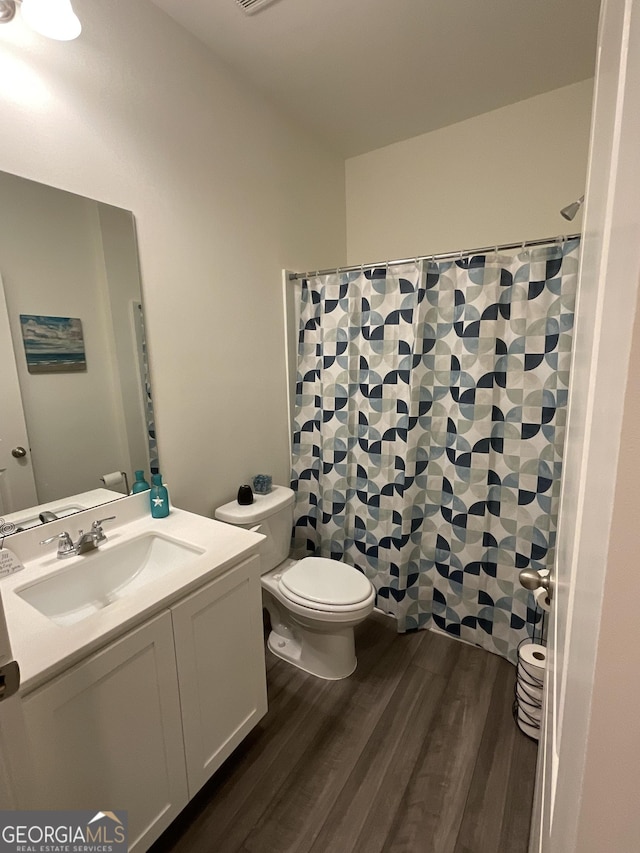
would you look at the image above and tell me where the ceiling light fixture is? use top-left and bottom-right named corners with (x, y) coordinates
top-left (0, 0), bottom-right (81, 40)
top-left (0, 0), bottom-right (16, 23)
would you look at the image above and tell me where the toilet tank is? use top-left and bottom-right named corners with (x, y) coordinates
top-left (215, 485), bottom-right (295, 574)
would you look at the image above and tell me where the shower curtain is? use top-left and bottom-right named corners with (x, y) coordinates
top-left (290, 239), bottom-right (579, 663)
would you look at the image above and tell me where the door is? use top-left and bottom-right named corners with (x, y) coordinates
top-left (0, 273), bottom-right (37, 516)
top-left (530, 0), bottom-right (640, 848)
top-left (171, 555), bottom-right (268, 797)
top-left (22, 611), bottom-right (188, 850)
top-left (0, 588), bottom-right (31, 809)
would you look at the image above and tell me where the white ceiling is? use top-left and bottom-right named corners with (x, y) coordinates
top-left (150, 0), bottom-right (601, 158)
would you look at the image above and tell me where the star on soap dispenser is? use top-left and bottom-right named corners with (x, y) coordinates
top-left (150, 473), bottom-right (170, 518)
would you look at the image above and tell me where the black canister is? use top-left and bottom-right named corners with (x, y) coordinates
top-left (237, 484), bottom-right (254, 505)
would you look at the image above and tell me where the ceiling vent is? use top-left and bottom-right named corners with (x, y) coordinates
top-left (235, 0), bottom-right (278, 14)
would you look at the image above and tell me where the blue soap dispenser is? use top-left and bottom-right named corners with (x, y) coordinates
top-left (131, 470), bottom-right (150, 493)
top-left (150, 473), bottom-right (170, 518)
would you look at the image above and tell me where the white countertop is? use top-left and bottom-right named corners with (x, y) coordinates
top-left (0, 493), bottom-right (264, 694)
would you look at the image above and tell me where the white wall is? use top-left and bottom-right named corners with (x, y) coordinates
top-left (0, 0), bottom-right (346, 517)
top-left (0, 172), bottom-right (130, 502)
top-left (346, 80), bottom-right (593, 263)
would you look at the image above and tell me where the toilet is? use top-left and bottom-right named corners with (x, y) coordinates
top-left (215, 485), bottom-right (375, 680)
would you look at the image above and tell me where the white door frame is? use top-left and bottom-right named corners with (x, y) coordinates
top-left (0, 273), bottom-right (38, 515)
top-left (531, 0), bottom-right (640, 849)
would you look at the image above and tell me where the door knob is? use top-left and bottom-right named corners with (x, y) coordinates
top-left (519, 568), bottom-right (553, 600)
top-left (11, 446), bottom-right (27, 459)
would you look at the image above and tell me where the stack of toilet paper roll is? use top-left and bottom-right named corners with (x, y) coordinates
top-left (515, 642), bottom-right (546, 740)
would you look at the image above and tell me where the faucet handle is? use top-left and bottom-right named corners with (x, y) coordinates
top-left (41, 531), bottom-right (71, 545)
top-left (91, 516), bottom-right (116, 530)
top-left (40, 531), bottom-right (74, 557)
top-left (91, 516), bottom-right (116, 544)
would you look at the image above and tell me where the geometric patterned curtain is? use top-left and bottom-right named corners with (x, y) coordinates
top-left (291, 238), bottom-right (579, 663)
top-left (133, 301), bottom-right (159, 475)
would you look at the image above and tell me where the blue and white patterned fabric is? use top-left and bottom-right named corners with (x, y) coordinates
top-left (134, 302), bottom-right (159, 475)
top-left (291, 239), bottom-right (579, 663)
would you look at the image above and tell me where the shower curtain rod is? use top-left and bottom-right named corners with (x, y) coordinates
top-left (287, 232), bottom-right (581, 281)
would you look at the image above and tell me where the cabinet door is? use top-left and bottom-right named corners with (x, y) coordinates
top-left (172, 555), bottom-right (268, 796)
top-left (22, 611), bottom-right (188, 852)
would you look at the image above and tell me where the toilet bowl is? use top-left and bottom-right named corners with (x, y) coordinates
top-left (261, 555), bottom-right (375, 679)
top-left (215, 486), bottom-right (375, 680)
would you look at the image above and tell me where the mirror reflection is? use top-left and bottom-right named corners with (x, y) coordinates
top-left (0, 171), bottom-right (158, 532)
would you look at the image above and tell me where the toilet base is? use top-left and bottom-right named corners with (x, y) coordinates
top-left (267, 624), bottom-right (358, 680)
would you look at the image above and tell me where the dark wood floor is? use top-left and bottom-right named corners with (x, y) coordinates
top-left (152, 612), bottom-right (537, 853)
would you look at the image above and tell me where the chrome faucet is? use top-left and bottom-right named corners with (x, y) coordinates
top-left (39, 510), bottom-right (59, 524)
top-left (41, 516), bottom-right (116, 558)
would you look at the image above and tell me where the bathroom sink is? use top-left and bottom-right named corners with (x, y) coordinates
top-left (16, 534), bottom-right (205, 626)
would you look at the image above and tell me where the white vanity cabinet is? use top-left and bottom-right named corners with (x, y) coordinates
top-left (20, 553), bottom-right (268, 852)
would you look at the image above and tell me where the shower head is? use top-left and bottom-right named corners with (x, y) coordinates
top-left (560, 195), bottom-right (585, 221)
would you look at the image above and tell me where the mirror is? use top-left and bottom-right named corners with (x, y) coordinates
top-left (0, 171), bottom-right (158, 533)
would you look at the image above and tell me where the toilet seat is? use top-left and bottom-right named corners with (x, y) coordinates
top-left (278, 557), bottom-right (373, 611)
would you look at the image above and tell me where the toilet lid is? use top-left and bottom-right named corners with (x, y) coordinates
top-left (279, 557), bottom-right (373, 607)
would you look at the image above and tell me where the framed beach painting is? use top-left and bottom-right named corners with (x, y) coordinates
top-left (20, 315), bottom-right (87, 373)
